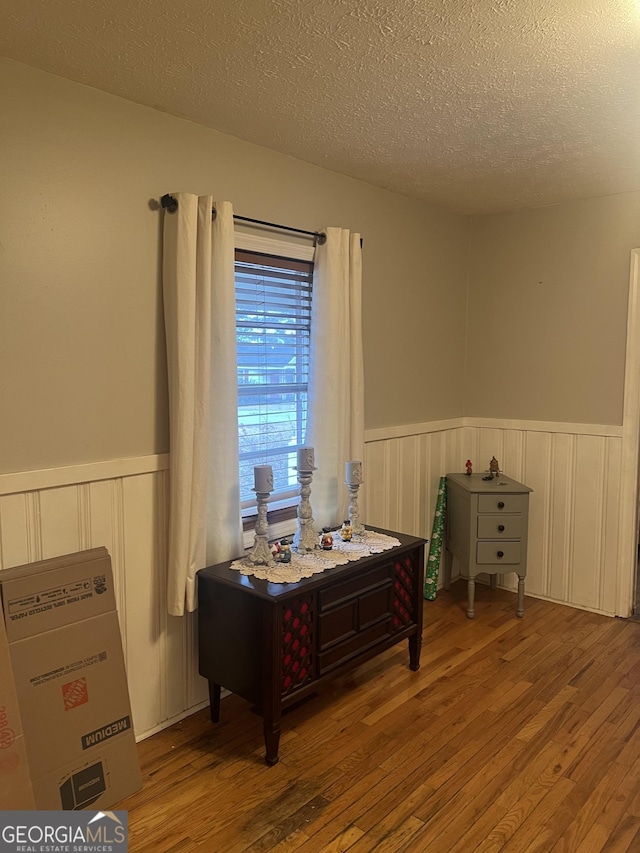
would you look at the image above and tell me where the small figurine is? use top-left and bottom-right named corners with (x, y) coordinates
top-left (341, 519), bottom-right (353, 542)
top-left (276, 538), bottom-right (292, 563)
top-left (270, 540), bottom-right (281, 559)
top-left (465, 459), bottom-right (473, 476)
top-left (320, 527), bottom-right (334, 550)
top-left (489, 457), bottom-right (500, 476)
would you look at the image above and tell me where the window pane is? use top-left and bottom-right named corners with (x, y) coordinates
top-left (235, 249), bottom-right (313, 504)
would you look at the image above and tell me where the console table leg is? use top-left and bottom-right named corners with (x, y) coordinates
top-left (208, 682), bottom-right (221, 723)
top-left (517, 575), bottom-right (525, 618)
top-left (263, 717), bottom-right (281, 766)
top-left (467, 578), bottom-right (476, 619)
top-left (409, 633), bottom-right (421, 671)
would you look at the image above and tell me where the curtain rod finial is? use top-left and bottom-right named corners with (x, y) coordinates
top-left (160, 194), bottom-right (178, 213)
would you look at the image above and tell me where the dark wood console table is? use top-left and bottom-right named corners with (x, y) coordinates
top-left (197, 528), bottom-right (426, 765)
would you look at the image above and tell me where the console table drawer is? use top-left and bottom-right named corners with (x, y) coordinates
top-left (477, 515), bottom-right (522, 539)
top-left (318, 619), bottom-right (392, 674)
top-left (476, 541), bottom-right (521, 565)
top-left (319, 580), bottom-right (392, 649)
top-left (319, 600), bottom-right (358, 649)
top-left (478, 494), bottom-right (523, 514)
top-left (319, 565), bottom-right (390, 610)
top-left (359, 584), bottom-right (393, 630)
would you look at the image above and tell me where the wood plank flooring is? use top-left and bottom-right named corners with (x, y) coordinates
top-left (118, 582), bottom-right (640, 852)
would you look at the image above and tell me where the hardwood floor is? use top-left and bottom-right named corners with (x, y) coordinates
top-left (119, 582), bottom-right (640, 852)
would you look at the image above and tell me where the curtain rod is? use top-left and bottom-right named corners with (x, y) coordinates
top-left (160, 194), bottom-right (326, 245)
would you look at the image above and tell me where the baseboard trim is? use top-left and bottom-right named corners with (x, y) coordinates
top-left (449, 576), bottom-right (616, 619)
top-left (135, 698), bottom-right (210, 742)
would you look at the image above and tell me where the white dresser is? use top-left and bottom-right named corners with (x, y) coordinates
top-left (444, 472), bottom-right (532, 618)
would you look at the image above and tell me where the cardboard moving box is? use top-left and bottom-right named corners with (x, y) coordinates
top-left (0, 607), bottom-right (35, 808)
top-left (0, 547), bottom-right (142, 810)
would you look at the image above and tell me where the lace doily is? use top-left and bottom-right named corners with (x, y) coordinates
top-left (231, 528), bottom-right (402, 583)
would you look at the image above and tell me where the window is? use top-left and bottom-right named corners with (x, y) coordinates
top-left (235, 244), bottom-right (314, 518)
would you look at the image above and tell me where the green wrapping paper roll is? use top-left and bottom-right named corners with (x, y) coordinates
top-left (424, 476), bottom-right (446, 601)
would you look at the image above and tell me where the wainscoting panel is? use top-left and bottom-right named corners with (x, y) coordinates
top-left (0, 493), bottom-right (32, 568)
top-left (0, 457), bottom-right (208, 742)
top-left (120, 472), bottom-right (165, 737)
top-left (602, 439), bottom-right (623, 615)
top-left (365, 425), bottom-right (462, 545)
top-left (0, 424), bottom-right (629, 742)
top-left (364, 421), bottom-right (625, 617)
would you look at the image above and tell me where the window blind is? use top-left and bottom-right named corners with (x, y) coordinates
top-left (235, 249), bottom-right (313, 505)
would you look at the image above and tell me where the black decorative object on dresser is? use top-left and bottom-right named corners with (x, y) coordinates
top-left (197, 528), bottom-right (426, 765)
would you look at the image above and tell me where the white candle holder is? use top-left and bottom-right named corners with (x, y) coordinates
top-left (293, 467), bottom-right (317, 553)
top-left (247, 490), bottom-right (274, 565)
top-left (346, 482), bottom-right (365, 535)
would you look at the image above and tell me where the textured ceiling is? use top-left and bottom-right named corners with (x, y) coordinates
top-left (2, 0), bottom-right (640, 214)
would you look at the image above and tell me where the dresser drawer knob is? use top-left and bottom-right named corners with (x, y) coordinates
top-left (497, 551), bottom-right (504, 558)
top-left (497, 501), bottom-right (505, 509)
top-left (498, 524), bottom-right (505, 532)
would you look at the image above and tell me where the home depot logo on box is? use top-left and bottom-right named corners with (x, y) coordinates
top-left (62, 677), bottom-right (88, 711)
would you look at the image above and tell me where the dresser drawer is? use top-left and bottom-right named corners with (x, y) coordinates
top-left (476, 541), bottom-right (521, 564)
top-left (478, 494), bottom-right (523, 514)
top-left (477, 515), bottom-right (522, 539)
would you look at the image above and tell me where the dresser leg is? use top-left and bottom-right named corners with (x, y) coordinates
top-left (490, 574), bottom-right (497, 590)
top-left (517, 575), bottom-right (525, 618)
top-left (263, 717), bottom-right (281, 766)
top-left (208, 682), bottom-right (221, 723)
top-left (467, 578), bottom-right (475, 619)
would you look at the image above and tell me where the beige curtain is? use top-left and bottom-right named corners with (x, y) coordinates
top-left (162, 194), bottom-right (242, 616)
top-left (306, 227), bottom-right (365, 527)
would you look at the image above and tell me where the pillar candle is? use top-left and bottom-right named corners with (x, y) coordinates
top-left (297, 446), bottom-right (315, 471)
top-left (254, 464), bottom-right (273, 492)
top-left (345, 460), bottom-right (363, 484)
